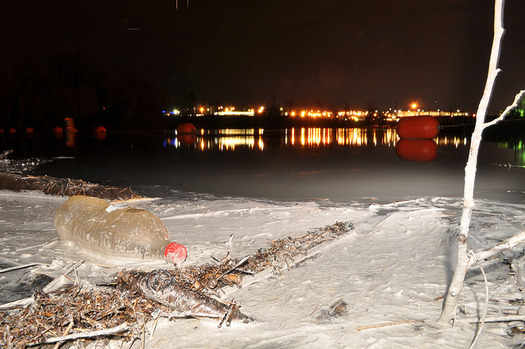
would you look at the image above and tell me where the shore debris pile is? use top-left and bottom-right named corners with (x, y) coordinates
top-left (1, 284), bottom-right (158, 348)
top-left (0, 221), bottom-right (354, 348)
top-left (166, 221), bottom-right (354, 293)
top-left (0, 172), bottom-right (142, 201)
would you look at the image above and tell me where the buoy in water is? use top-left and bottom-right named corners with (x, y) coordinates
top-left (93, 126), bottom-right (107, 140)
top-left (177, 133), bottom-right (197, 144)
top-left (65, 117), bottom-right (77, 132)
top-left (397, 116), bottom-right (439, 139)
top-left (396, 139), bottom-right (438, 162)
top-left (177, 123), bottom-right (197, 134)
top-left (54, 195), bottom-right (187, 265)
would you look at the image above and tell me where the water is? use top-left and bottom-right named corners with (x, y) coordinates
top-left (1, 127), bottom-right (524, 203)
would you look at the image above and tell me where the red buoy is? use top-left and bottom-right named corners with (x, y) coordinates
top-left (177, 123), bottom-right (197, 134)
top-left (396, 139), bottom-right (438, 162)
top-left (397, 117), bottom-right (439, 139)
top-left (177, 134), bottom-right (197, 144)
top-left (93, 126), bottom-right (107, 140)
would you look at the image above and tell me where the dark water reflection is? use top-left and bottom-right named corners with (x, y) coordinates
top-left (2, 127), bottom-right (524, 203)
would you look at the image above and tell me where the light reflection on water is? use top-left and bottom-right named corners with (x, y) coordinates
top-left (164, 127), bottom-right (469, 151)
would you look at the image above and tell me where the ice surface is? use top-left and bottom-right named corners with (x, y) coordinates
top-left (1, 190), bottom-right (525, 348)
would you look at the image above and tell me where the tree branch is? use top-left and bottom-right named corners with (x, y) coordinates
top-left (468, 230), bottom-right (525, 269)
top-left (483, 89), bottom-right (525, 128)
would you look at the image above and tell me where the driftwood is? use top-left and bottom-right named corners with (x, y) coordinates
top-left (27, 323), bottom-right (130, 347)
top-left (0, 172), bottom-right (142, 201)
top-left (117, 269), bottom-right (255, 326)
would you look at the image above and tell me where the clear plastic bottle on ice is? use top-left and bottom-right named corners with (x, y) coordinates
top-left (54, 195), bottom-right (187, 265)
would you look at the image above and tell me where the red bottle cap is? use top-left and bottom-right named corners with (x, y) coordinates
top-left (164, 242), bottom-right (188, 265)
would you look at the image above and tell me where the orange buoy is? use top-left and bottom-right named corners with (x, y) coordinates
top-left (26, 127), bottom-right (34, 134)
top-left (177, 134), bottom-right (197, 144)
top-left (65, 117), bottom-right (77, 131)
top-left (66, 130), bottom-right (76, 147)
top-left (177, 123), bottom-right (197, 134)
top-left (93, 126), bottom-right (107, 140)
top-left (9, 128), bottom-right (16, 135)
top-left (397, 117), bottom-right (439, 139)
top-left (396, 139), bottom-right (438, 162)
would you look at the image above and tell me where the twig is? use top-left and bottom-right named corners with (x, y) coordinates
top-left (0, 263), bottom-right (39, 274)
top-left (458, 315), bottom-right (525, 323)
top-left (468, 251), bottom-right (489, 349)
top-left (26, 323), bottom-right (129, 346)
top-left (218, 302), bottom-right (235, 328)
top-left (52, 321), bottom-right (74, 349)
top-left (42, 260), bottom-right (85, 293)
top-left (356, 320), bottom-right (418, 331)
top-left (217, 255), bottom-right (251, 281)
top-left (141, 323), bottom-right (146, 349)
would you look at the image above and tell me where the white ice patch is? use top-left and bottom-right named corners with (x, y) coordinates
top-left (1, 192), bottom-right (524, 348)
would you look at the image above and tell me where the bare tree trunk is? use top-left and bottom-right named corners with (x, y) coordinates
top-left (438, 0), bottom-right (505, 325)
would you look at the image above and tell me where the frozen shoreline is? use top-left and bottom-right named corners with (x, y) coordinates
top-left (1, 189), bottom-right (525, 348)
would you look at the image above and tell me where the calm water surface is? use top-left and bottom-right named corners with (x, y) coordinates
top-left (2, 127), bottom-right (525, 204)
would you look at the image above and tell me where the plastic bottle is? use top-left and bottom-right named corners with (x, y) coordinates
top-left (54, 195), bottom-right (187, 265)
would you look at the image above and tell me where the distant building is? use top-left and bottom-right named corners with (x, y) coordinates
top-left (396, 110), bottom-right (470, 118)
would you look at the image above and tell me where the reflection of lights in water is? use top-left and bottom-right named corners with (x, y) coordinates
top-left (498, 140), bottom-right (525, 165)
top-left (217, 129), bottom-right (256, 136)
top-left (296, 128), bottom-right (333, 147)
top-left (435, 136), bottom-right (468, 148)
top-left (219, 137), bottom-right (256, 151)
top-left (258, 138), bottom-right (264, 151)
top-left (164, 129), bottom-right (263, 151)
top-left (333, 128), bottom-right (396, 147)
top-left (164, 128), bottom-right (476, 152)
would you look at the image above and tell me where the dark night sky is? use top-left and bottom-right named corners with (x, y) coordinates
top-left (2, 0), bottom-right (524, 112)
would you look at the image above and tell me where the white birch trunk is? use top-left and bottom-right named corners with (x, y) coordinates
top-left (438, 0), bottom-right (505, 325)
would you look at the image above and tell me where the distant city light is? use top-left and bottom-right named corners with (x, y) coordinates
top-left (162, 103), bottom-right (473, 121)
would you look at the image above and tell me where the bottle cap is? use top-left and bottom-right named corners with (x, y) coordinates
top-left (164, 242), bottom-right (187, 265)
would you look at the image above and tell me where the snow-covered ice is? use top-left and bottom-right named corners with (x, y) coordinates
top-left (1, 188), bottom-right (525, 348)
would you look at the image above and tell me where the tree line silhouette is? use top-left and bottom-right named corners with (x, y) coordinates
top-left (0, 46), bottom-right (168, 132)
